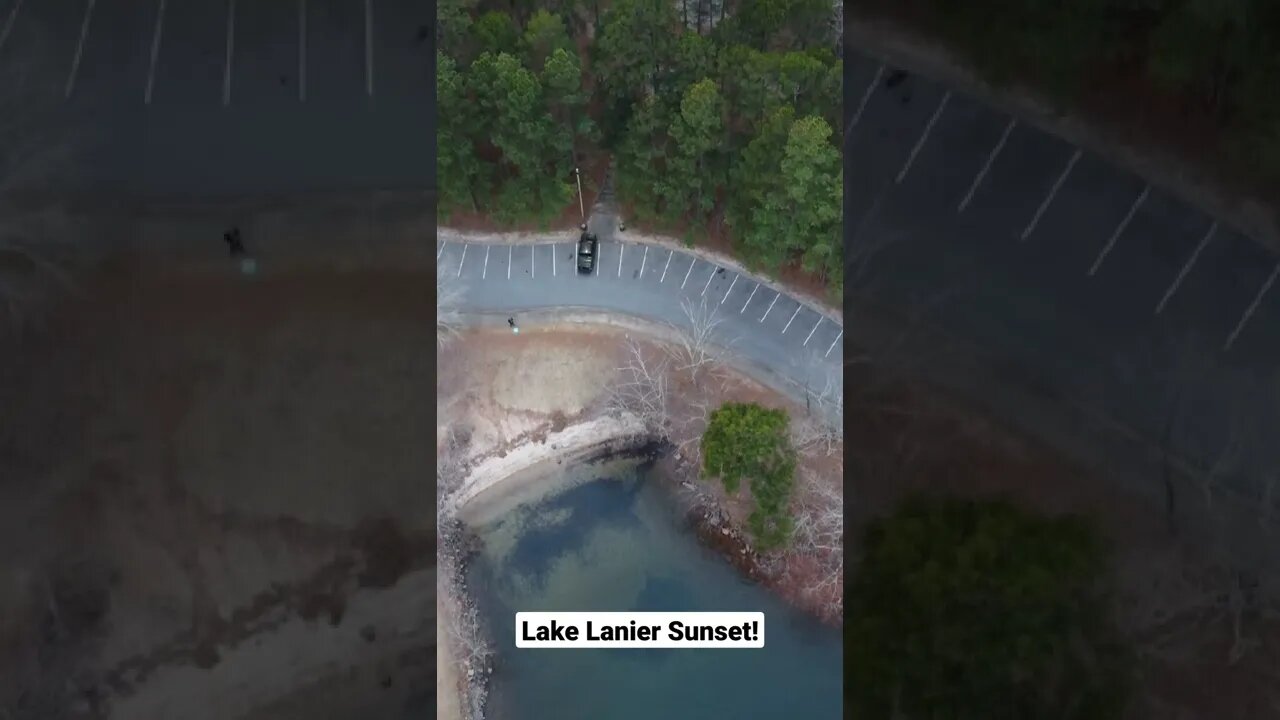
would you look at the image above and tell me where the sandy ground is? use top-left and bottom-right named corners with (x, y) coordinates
top-left (0, 262), bottom-right (436, 719)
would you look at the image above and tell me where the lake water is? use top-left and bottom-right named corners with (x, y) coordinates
top-left (466, 463), bottom-right (843, 720)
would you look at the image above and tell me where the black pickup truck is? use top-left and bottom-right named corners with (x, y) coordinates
top-left (577, 230), bottom-right (597, 274)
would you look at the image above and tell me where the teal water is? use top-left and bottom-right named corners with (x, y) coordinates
top-left (467, 464), bottom-right (843, 720)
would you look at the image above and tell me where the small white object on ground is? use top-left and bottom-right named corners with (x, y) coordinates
top-left (240, 257), bottom-right (258, 275)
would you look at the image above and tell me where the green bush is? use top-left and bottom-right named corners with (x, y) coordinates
top-left (847, 496), bottom-right (1132, 720)
top-left (701, 402), bottom-right (797, 549)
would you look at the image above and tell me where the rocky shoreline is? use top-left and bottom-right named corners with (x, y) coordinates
top-left (439, 437), bottom-right (835, 719)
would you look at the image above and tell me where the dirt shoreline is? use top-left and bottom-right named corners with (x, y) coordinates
top-left (434, 326), bottom-right (843, 719)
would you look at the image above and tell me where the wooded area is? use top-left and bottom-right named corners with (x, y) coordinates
top-left (847, 497), bottom-right (1133, 719)
top-left (437, 0), bottom-right (844, 296)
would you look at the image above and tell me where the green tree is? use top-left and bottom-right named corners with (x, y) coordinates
top-left (615, 94), bottom-right (668, 220)
top-left (468, 52), bottom-right (572, 222)
top-left (715, 45), bottom-right (784, 139)
top-left (656, 78), bottom-right (724, 221)
top-left (436, 53), bottom-right (486, 216)
top-left (847, 496), bottom-right (1132, 719)
top-left (701, 402), bottom-right (797, 549)
top-left (522, 9), bottom-right (574, 71)
top-left (727, 104), bottom-right (795, 269)
top-left (594, 0), bottom-right (679, 104)
top-left (670, 32), bottom-right (718, 98)
top-left (543, 47), bottom-right (593, 157)
top-left (727, 0), bottom-right (831, 52)
top-left (437, 0), bottom-right (478, 60)
top-left (779, 116), bottom-right (841, 290)
top-left (734, 114), bottom-right (840, 293)
top-left (472, 11), bottom-right (519, 57)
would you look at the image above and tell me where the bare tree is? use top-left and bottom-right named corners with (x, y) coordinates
top-left (606, 336), bottom-right (671, 432)
top-left (665, 295), bottom-right (730, 385)
top-left (787, 470), bottom-right (844, 618)
top-left (437, 263), bottom-right (465, 350)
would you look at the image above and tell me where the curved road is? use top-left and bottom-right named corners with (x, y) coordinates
top-left (436, 234), bottom-right (844, 416)
top-left (844, 48), bottom-right (1280, 513)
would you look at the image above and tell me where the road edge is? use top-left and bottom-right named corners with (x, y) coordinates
top-left (847, 15), bottom-right (1280, 256)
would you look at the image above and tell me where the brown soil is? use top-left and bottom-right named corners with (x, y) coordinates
top-left (0, 259), bottom-right (437, 718)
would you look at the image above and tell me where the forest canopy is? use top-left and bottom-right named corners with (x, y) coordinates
top-left (437, 0), bottom-right (843, 297)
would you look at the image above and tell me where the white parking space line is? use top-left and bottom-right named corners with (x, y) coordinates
top-left (1088, 185), bottom-right (1149, 276)
top-left (1156, 222), bottom-right (1215, 315)
top-left (958, 117), bottom-right (1015, 212)
top-left (595, 243), bottom-right (599, 276)
top-left (552, 243), bottom-right (557, 277)
top-left (701, 266), bottom-right (716, 297)
top-left (1020, 148), bottom-right (1081, 241)
top-left (741, 283), bottom-right (758, 313)
top-left (721, 274), bottom-right (738, 304)
top-left (456, 244), bottom-right (467, 277)
top-left (896, 91), bottom-right (950, 184)
top-left (222, 0), bottom-right (236, 106)
top-left (803, 316), bottom-right (822, 346)
top-left (640, 245), bottom-right (647, 278)
top-left (761, 292), bottom-right (779, 322)
top-left (437, 242), bottom-right (446, 260)
top-left (680, 257), bottom-right (695, 289)
top-left (65, 0), bottom-right (97, 99)
top-left (298, 0), bottom-right (306, 101)
top-left (364, 0), bottom-right (373, 96)
top-left (0, 0), bottom-right (23, 54)
top-left (825, 330), bottom-right (842, 358)
top-left (618, 244), bottom-right (625, 277)
top-left (530, 245), bottom-right (535, 279)
top-left (848, 63), bottom-right (883, 136)
top-left (144, 0), bottom-right (167, 104)
top-left (482, 245), bottom-right (489, 279)
top-left (1224, 261), bottom-right (1280, 351)
top-left (660, 250), bottom-right (672, 282)
top-left (507, 245), bottom-right (512, 280)
top-left (783, 304), bottom-right (801, 334)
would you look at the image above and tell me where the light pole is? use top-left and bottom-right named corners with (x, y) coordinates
top-left (574, 167), bottom-right (585, 224)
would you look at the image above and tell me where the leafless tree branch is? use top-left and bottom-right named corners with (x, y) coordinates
top-left (665, 296), bottom-right (730, 385)
top-left (437, 263), bottom-right (464, 351)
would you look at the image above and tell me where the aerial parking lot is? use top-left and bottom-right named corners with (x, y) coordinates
top-left (0, 0), bottom-right (430, 198)
top-left (437, 235), bottom-right (845, 404)
top-left (845, 49), bottom-right (1280, 504)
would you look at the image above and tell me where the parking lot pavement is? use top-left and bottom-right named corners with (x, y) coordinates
top-left (0, 0), bottom-right (429, 199)
top-left (439, 237), bottom-right (844, 403)
top-left (846, 47), bottom-right (1280, 503)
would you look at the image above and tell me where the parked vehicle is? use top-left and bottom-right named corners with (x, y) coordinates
top-left (577, 231), bottom-right (597, 274)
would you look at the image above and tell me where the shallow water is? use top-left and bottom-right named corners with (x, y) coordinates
top-left (467, 464), bottom-right (842, 720)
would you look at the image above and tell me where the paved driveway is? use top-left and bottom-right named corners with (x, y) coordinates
top-left (845, 49), bottom-right (1280, 507)
top-left (0, 0), bottom-right (430, 199)
top-left (438, 237), bottom-right (844, 413)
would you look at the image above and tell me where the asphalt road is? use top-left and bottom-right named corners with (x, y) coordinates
top-left (0, 0), bottom-right (430, 199)
top-left (845, 50), bottom-right (1280, 506)
top-left (437, 236), bottom-right (845, 415)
